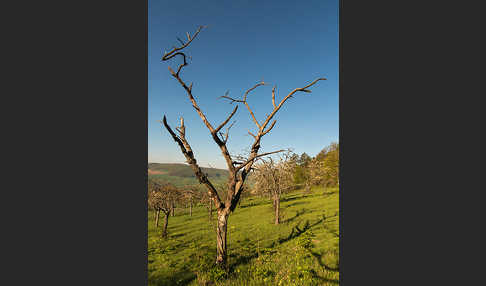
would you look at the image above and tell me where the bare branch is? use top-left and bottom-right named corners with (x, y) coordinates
top-left (248, 130), bottom-right (257, 139)
top-left (223, 121), bottom-right (236, 143)
top-left (162, 115), bottom-right (223, 208)
top-left (262, 120), bottom-right (277, 136)
top-left (243, 81), bottom-right (266, 101)
top-left (236, 149), bottom-right (286, 171)
top-left (271, 85), bottom-right (277, 109)
top-left (285, 78), bottom-right (326, 100)
top-left (221, 82), bottom-right (265, 129)
top-left (162, 27), bottom-right (239, 174)
top-left (242, 82), bottom-right (266, 128)
top-left (259, 77), bottom-right (326, 132)
top-left (161, 25), bottom-right (204, 61)
top-left (220, 95), bottom-right (244, 104)
top-left (214, 105), bottom-right (238, 133)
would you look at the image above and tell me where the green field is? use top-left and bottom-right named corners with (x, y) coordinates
top-left (148, 163), bottom-right (229, 187)
top-left (148, 187), bottom-right (339, 285)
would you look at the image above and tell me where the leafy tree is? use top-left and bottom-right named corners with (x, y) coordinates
top-left (310, 142), bottom-right (339, 188)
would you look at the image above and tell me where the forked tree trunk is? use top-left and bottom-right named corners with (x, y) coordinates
top-left (215, 209), bottom-right (229, 266)
top-left (162, 212), bottom-right (169, 238)
top-left (155, 209), bottom-right (160, 227)
top-left (274, 193), bottom-right (280, 225)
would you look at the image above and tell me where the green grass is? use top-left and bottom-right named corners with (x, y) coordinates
top-left (148, 163), bottom-right (229, 187)
top-left (148, 186), bottom-right (339, 286)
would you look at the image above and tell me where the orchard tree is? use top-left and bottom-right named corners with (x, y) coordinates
top-left (200, 190), bottom-right (214, 222)
top-left (160, 26), bottom-right (325, 266)
top-left (253, 152), bottom-right (295, 224)
top-left (148, 181), bottom-right (180, 238)
top-left (181, 185), bottom-right (202, 217)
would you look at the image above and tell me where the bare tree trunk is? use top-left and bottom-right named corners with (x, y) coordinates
top-left (274, 193), bottom-right (280, 225)
top-left (215, 209), bottom-right (229, 266)
top-left (190, 199), bottom-right (192, 216)
top-left (171, 202), bottom-right (175, 217)
top-left (162, 212), bottom-right (169, 238)
top-left (155, 209), bottom-right (160, 227)
top-left (305, 181), bottom-right (311, 194)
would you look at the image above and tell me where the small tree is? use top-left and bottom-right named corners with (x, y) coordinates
top-left (148, 181), bottom-right (180, 238)
top-left (148, 181), bottom-right (161, 227)
top-left (160, 26), bottom-right (325, 266)
top-left (253, 152), bottom-right (295, 224)
top-left (181, 185), bottom-right (202, 217)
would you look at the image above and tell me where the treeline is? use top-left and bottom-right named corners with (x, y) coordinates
top-left (292, 142), bottom-right (339, 189)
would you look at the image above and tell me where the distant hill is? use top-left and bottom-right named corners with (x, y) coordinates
top-left (148, 163), bottom-right (229, 187)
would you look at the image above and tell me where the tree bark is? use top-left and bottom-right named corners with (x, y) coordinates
top-left (215, 209), bottom-right (229, 266)
top-left (155, 209), bottom-right (160, 227)
top-left (162, 212), bottom-right (169, 238)
top-left (274, 193), bottom-right (280, 225)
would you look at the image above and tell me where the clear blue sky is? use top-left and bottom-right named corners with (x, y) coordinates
top-left (149, 0), bottom-right (339, 169)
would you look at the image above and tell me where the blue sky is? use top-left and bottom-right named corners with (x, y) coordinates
top-left (149, 0), bottom-right (339, 169)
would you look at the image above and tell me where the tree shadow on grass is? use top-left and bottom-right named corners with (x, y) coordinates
top-left (273, 217), bottom-right (325, 247)
top-left (313, 274), bottom-right (340, 285)
top-left (284, 201), bottom-right (306, 208)
top-left (322, 190), bottom-right (339, 196)
top-left (282, 208), bottom-right (307, 224)
top-left (228, 251), bottom-right (260, 273)
top-left (151, 269), bottom-right (196, 286)
top-left (170, 233), bottom-right (185, 239)
top-left (239, 201), bottom-right (270, 209)
top-left (309, 249), bottom-right (339, 272)
top-left (280, 196), bottom-right (300, 203)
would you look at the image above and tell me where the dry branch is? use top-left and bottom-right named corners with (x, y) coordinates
top-left (162, 116), bottom-right (223, 209)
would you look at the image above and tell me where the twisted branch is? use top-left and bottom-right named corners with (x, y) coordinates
top-left (162, 116), bottom-right (223, 208)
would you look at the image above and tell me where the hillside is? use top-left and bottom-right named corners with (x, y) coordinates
top-left (148, 163), bottom-right (229, 187)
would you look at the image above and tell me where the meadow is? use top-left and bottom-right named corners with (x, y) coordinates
top-left (148, 187), bottom-right (339, 286)
top-left (148, 163), bottom-right (228, 187)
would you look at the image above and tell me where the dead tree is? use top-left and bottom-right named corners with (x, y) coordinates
top-left (160, 26), bottom-right (325, 266)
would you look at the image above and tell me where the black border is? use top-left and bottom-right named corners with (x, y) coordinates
top-left (4, 0), bottom-right (480, 284)
top-left (5, 0), bottom-right (148, 284)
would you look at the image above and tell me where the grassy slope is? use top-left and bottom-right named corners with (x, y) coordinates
top-left (148, 163), bottom-right (229, 187)
top-left (148, 186), bottom-right (339, 285)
